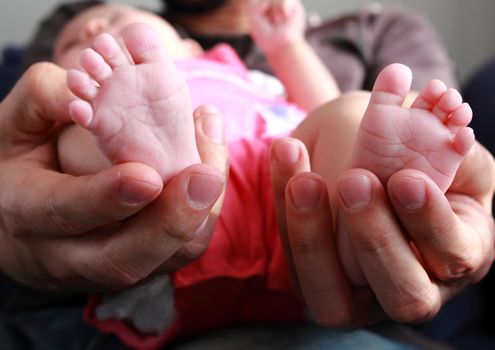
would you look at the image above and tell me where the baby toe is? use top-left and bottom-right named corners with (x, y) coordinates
top-left (411, 79), bottom-right (447, 111)
top-left (452, 127), bottom-right (475, 156)
top-left (93, 33), bottom-right (130, 69)
top-left (120, 23), bottom-right (169, 63)
top-left (67, 69), bottom-right (98, 101)
top-left (80, 48), bottom-right (112, 84)
top-left (431, 88), bottom-right (463, 122)
top-left (369, 63), bottom-right (413, 106)
top-left (69, 100), bottom-right (94, 128)
top-left (447, 103), bottom-right (473, 130)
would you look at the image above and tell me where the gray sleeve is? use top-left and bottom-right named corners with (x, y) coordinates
top-left (356, 7), bottom-right (459, 90)
top-left (247, 6), bottom-right (458, 92)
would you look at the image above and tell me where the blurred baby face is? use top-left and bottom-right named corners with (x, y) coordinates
top-left (55, 4), bottom-right (196, 69)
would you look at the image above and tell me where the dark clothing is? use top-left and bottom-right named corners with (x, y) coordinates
top-left (172, 7), bottom-right (458, 92)
top-left (461, 58), bottom-right (495, 348)
top-left (0, 283), bottom-right (448, 350)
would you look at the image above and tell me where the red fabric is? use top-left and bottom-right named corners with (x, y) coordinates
top-left (86, 280), bottom-right (305, 350)
top-left (84, 138), bottom-right (306, 350)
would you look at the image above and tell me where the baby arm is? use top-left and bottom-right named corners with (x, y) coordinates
top-left (249, 0), bottom-right (340, 112)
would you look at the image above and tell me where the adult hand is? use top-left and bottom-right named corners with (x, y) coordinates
top-left (270, 137), bottom-right (495, 327)
top-left (0, 63), bottom-right (227, 292)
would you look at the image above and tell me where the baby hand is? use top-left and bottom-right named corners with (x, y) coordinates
top-left (249, 0), bottom-right (306, 54)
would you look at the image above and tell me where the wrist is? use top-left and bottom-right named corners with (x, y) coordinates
top-left (264, 36), bottom-right (308, 59)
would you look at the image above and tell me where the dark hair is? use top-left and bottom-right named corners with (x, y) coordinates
top-left (162, 0), bottom-right (229, 16)
top-left (22, 0), bottom-right (104, 70)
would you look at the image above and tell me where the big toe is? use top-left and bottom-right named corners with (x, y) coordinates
top-left (121, 23), bottom-right (168, 64)
top-left (370, 63), bottom-right (413, 106)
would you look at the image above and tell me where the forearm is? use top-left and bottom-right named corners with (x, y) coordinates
top-left (266, 39), bottom-right (340, 112)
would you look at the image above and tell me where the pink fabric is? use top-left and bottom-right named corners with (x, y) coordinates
top-left (178, 44), bottom-right (303, 141)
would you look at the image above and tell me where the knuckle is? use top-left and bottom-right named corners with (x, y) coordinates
top-left (5, 209), bottom-right (29, 238)
top-left (311, 308), bottom-right (352, 329)
top-left (388, 288), bottom-right (440, 323)
top-left (31, 244), bottom-right (75, 289)
top-left (25, 62), bottom-right (51, 80)
top-left (98, 252), bottom-right (143, 288)
top-left (22, 62), bottom-right (63, 122)
top-left (5, 180), bottom-right (39, 238)
top-left (308, 301), bottom-right (354, 328)
top-left (24, 62), bottom-right (56, 92)
top-left (178, 239), bottom-right (209, 261)
top-left (160, 219), bottom-right (198, 243)
top-left (436, 250), bottom-right (482, 282)
top-left (44, 261), bottom-right (73, 287)
top-left (43, 189), bottom-right (80, 236)
top-left (354, 227), bottom-right (395, 256)
top-left (289, 229), bottom-right (328, 255)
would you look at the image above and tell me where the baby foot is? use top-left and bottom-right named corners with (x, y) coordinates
top-left (340, 63), bottom-right (474, 287)
top-left (349, 63), bottom-right (474, 192)
top-left (67, 23), bottom-right (200, 182)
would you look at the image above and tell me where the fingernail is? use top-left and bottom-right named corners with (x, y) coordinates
top-left (289, 178), bottom-right (321, 209)
top-left (187, 174), bottom-right (224, 209)
top-left (119, 178), bottom-right (161, 204)
top-left (273, 140), bottom-right (300, 164)
top-left (338, 174), bottom-right (372, 210)
top-left (392, 177), bottom-right (426, 210)
top-left (197, 105), bottom-right (224, 144)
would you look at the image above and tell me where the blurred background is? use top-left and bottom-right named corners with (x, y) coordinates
top-left (1, 0), bottom-right (495, 84)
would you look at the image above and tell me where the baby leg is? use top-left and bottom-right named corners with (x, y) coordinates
top-left (66, 23), bottom-right (200, 182)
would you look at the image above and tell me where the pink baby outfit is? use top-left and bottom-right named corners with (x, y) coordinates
top-left (85, 45), bottom-right (307, 350)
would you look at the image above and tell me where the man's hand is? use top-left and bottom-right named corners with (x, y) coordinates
top-left (270, 137), bottom-right (494, 326)
top-left (0, 63), bottom-right (227, 291)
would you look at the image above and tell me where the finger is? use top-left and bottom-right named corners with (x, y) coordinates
top-left (92, 32), bottom-right (131, 69)
top-left (193, 104), bottom-right (228, 177)
top-left (269, 138), bottom-right (311, 273)
top-left (0, 63), bottom-right (74, 154)
top-left (249, 1), bottom-right (273, 31)
top-left (79, 48), bottom-right (113, 85)
top-left (388, 169), bottom-right (492, 283)
top-left (270, 0), bottom-right (286, 24)
top-left (447, 193), bottom-right (495, 284)
top-left (431, 88), bottom-right (463, 123)
top-left (4, 162), bottom-right (163, 237)
top-left (410, 79), bottom-right (447, 111)
top-left (285, 172), bottom-right (356, 326)
top-left (160, 104), bottom-right (229, 271)
top-left (279, 0), bottom-right (295, 20)
top-left (337, 169), bottom-right (442, 323)
top-left (66, 69), bottom-right (98, 101)
top-left (72, 164), bottom-right (226, 287)
top-left (451, 141), bottom-right (495, 209)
